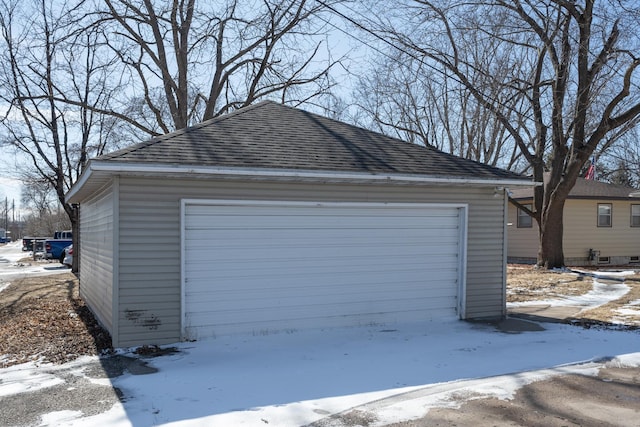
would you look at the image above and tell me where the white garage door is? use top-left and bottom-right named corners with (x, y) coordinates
top-left (182, 201), bottom-right (466, 340)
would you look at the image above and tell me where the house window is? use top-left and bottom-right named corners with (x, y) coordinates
top-left (598, 204), bottom-right (612, 227)
top-left (632, 205), bottom-right (640, 227)
top-left (517, 204), bottom-right (533, 228)
top-left (598, 256), bottom-right (610, 264)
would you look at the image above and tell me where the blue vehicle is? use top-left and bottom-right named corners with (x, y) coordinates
top-left (45, 230), bottom-right (73, 263)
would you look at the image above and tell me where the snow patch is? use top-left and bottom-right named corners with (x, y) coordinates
top-left (508, 278), bottom-right (629, 310)
top-left (38, 410), bottom-right (84, 426)
top-left (0, 362), bottom-right (64, 397)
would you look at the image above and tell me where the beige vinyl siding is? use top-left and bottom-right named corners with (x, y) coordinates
top-left (79, 182), bottom-right (115, 335)
top-left (507, 199), bottom-right (640, 263)
top-left (117, 198), bottom-right (181, 346)
top-left (563, 200), bottom-right (640, 260)
top-left (507, 201), bottom-right (538, 260)
top-left (464, 198), bottom-right (507, 318)
top-left (116, 177), bottom-right (507, 346)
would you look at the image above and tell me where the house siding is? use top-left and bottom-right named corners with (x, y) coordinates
top-left (113, 177), bottom-right (507, 347)
top-left (564, 200), bottom-right (640, 263)
top-left (507, 202), bottom-right (539, 262)
top-left (79, 182), bottom-right (115, 335)
top-left (508, 199), bottom-right (640, 265)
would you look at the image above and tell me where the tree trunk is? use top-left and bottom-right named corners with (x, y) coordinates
top-left (537, 197), bottom-right (566, 269)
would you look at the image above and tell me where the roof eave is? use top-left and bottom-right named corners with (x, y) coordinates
top-left (66, 161), bottom-right (534, 203)
top-left (512, 192), bottom-right (640, 201)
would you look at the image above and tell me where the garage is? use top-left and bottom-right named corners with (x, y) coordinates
top-left (68, 101), bottom-right (530, 347)
top-left (181, 200), bottom-right (467, 340)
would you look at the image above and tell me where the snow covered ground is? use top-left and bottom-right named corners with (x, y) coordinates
top-left (76, 323), bottom-right (640, 427)
top-left (0, 241), bottom-right (70, 283)
top-left (615, 299), bottom-right (640, 325)
top-left (1, 241), bottom-right (639, 426)
top-left (3, 319), bottom-right (638, 427)
top-left (507, 268), bottom-right (640, 325)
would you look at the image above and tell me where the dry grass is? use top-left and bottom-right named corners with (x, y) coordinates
top-left (507, 264), bottom-right (640, 327)
top-left (506, 264), bottom-right (593, 303)
top-left (627, 272), bottom-right (640, 281)
top-left (579, 276), bottom-right (640, 325)
top-left (0, 273), bottom-right (112, 368)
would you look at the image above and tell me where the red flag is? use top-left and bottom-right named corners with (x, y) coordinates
top-left (585, 158), bottom-right (595, 180)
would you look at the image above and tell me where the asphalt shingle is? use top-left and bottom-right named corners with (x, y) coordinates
top-left (510, 175), bottom-right (638, 199)
top-left (98, 101), bottom-right (526, 181)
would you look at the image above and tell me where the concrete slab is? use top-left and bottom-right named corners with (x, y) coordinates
top-left (495, 317), bottom-right (546, 333)
top-left (468, 317), bottom-right (546, 333)
top-left (508, 304), bottom-right (583, 324)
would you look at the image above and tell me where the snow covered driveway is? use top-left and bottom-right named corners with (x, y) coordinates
top-left (2, 319), bottom-right (639, 426)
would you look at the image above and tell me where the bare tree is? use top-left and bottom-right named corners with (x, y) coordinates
top-left (0, 0), bottom-right (120, 270)
top-left (353, 47), bottom-right (528, 169)
top-left (92, 0), bottom-right (344, 134)
top-left (20, 181), bottom-right (71, 237)
top-left (354, 0), bottom-right (640, 268)
top-left (20, 178), bottom-right (55, 219)
top-left (600, 125), bottom-right (640, 187)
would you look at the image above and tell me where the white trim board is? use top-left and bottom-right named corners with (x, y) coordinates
top-left (67, 161), bottom-right (534, 202)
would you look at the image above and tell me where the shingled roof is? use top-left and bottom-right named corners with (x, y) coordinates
top-left (96, 101), bottom-right (525, 181)
top-left (510, 174), bottom-right (639, 200)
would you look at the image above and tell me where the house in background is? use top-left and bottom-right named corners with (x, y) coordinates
top-left (66, 101), bottom-right (530, 348)
top-left (508, 176), bottom-right (640, 266)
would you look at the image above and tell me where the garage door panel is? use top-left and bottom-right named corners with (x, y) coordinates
top-left (189, 284), bottom-right (456, 312)
top-left (186, 209), bottom-right (460, 229)
top-left (207, 240), bottom-right (457, 252)
top-left (188, 233), bottom-right (458, 251)
top-left (185, 266), bottom-right (459, 294)
top-left (186, 221), bottom-right (459, 234)
top-left (187, 245), bottom-right (459, 266)
top-left (183, 202), bottom-right (464, 340)
top-left (185, 263), bottom-right (459, 284)
top-left (186, 251), bottom-right (457, 270)
top-left (189, 225), bottom-right (457, 238)
top-left (185, 246), bottom-right (458, 271)
top-left (186, 298), bottom-right (460, 320)
top-left (186, 204), bottom-right (461, 219)
top-left (186, 295), bottom-right (458, 327)
top-left (186, 274), bottom-right (458, 302)
top-left (185, 260), bottom-right (459, 285)
top-left (186, 308), bottom-right (457, 338)
top-left (187, 284), bottom-right (458, 313)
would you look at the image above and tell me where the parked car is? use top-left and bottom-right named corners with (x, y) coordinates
top-left (62, 245), bottom-right (73, 268)
top-left (45, 230), bottom-right (73, 263)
